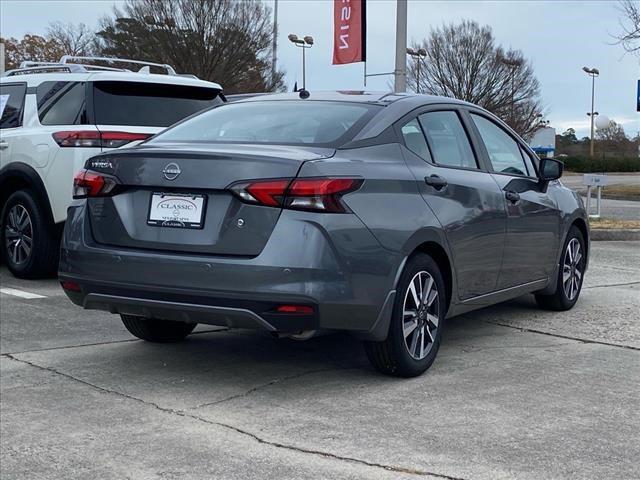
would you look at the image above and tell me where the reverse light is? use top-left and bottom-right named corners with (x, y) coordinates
top-left (73, 169), bottom-right (119, 199)
top-left (53, 131), bottom-right (151, 148)
top-left (230, 177), bottom-right (363, 213)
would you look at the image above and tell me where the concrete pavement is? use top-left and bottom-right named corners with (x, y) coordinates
top-left (1, 241), bottom-right (639, 479)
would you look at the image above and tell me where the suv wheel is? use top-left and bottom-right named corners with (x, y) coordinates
top-left (364, 253), bottom-right (446, 377)
top-left (535, 226), bottom-right (586, 311)
top-left (1, 190), bottom-right (59, 278)
top-left (121, 315), bottom-right (197, 343)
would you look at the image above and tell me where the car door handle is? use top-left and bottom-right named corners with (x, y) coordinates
top-left (505, 190), bottom-right (520, 203)
top-left (424, 175), bottom-right (447, 191)
top-left (0, 141), bottom-right (8, 150)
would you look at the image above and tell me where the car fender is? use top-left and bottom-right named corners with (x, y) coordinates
top-left (0, 162), bottom-right (55, 225)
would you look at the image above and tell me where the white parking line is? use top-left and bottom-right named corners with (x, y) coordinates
top-left (0, 288), bottom-right (47, 299)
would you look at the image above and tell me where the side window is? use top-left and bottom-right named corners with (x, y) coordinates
top-left (519, 146), bottom-right (538, 177)
top-left (37, 81), bottom-right (86, 125)
top-left (471, 114), bottom-right (529, 176)
top-left (0, 84), bottom-right (27, 129)
top-left (418, 111), bottom-right (477, 169)
top-left (401, 118), bottom-right (430, 160)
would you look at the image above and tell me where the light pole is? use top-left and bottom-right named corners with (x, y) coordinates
top-left (272, 0), bottom-right (278, 90)
top-left (288, 34), bottom-right (313, 90)
top-left (394, 0), bottom-right (408, 93)
top-left (583, 66), bottom-right (600, 157)
top-left (498, 55), bottom-right (523, 127)
top-left (406, 48), bottom-right (426, 93)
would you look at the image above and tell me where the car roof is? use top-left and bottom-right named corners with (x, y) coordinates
top-left (1, 71), bottom-right (221, 90)
top-left (234, 90), bottom-right (474, 107)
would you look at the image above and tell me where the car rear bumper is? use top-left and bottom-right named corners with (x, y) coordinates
top-left (59, 203), bottom-right (402, 339)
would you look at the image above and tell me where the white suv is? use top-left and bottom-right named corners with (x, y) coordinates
top-left (0, 56), bottom-right (222, 278)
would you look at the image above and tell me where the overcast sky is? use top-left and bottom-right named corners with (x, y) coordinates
top-left (1, 0), bottom-right (638, 138)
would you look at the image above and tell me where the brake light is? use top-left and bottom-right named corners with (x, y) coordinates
top-left (73, 169), bottom-right (119, 199)
top-left (53, 131), bottom-right (151, 148)
top-left (230, 177), bottom-right (362, 213)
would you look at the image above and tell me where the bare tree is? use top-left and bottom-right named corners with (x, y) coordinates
top-left (95, 0), bottom-right (285, 93)
top-left (614, 0), bottom-right (640, 55)
top-left (47, 22), bottom-right (95, 57)
top-left (406, 20), bottom-right (545, 139)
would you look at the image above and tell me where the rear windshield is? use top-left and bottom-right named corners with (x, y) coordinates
top-left (148, 100), bottom-right (380, 147)
top-left (93, 81), bottom-right (222, 127)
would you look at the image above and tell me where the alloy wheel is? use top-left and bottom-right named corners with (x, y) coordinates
top-left (562, 238), bottom-right (583, 301)
top-left (4, 205), bottom-right (33, 265)
top-left (402, 271), bottom-right (440, 360)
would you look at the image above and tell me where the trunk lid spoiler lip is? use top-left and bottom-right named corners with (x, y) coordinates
top-left (99, 143), bottom-right (337, 162)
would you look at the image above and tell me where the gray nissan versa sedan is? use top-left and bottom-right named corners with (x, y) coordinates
top-left (59, 91), bottom-right (589, 377)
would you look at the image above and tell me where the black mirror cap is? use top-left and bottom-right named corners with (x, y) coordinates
top-left (539, 158), bottom-right (564, 181)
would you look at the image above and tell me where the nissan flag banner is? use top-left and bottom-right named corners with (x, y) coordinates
top-left (333, 0), bottom-right (366, 65)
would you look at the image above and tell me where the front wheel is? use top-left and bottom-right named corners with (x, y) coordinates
top-left (121, 315), bottom-right (197, 343)
top-left (535, 225), bottom-right (586, 311)
top-left (364, 253), bottom-right (446, 377)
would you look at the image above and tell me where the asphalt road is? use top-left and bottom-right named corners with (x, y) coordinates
top-left (1, 242), bottom-right (639, 480)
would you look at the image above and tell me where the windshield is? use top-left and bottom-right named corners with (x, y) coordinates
top-left (148, 100), bottom-right (380, 147)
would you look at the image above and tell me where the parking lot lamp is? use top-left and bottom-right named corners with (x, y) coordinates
top-left (498, 55), bottom-right (523, 127)
top-left (582, 66), bottom-right (600, 157)
top-left (288, 34), bottom-right (314, 90)
top-left (406, 48), bottom-right (427, 93)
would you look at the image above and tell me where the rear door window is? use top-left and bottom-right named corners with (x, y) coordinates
top-left (37, 81), bottom-right (87, 125)
top-left (401, 118), bottom-right (430, 161)
top-left (471, 113), bottom-right (529, 176)
top-left (92, 82), bottom-right (222, 127)
top-left (0, 83), bottom-right (27, 129)
top-left (418, 111), bottom-right (477, 169)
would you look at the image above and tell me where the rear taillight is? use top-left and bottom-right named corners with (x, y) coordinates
top-left (73, 169), bottom-right (119, 199)
top-left (53, 131), bottom-right (151, 148)
top-left (230, 177), bottom-right (362, 213)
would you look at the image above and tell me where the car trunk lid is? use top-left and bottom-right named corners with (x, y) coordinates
top-left (85, 144), bottom-right (334, 256)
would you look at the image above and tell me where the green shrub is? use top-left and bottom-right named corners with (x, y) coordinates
top-left (561, 156), bottom-right (640, 173)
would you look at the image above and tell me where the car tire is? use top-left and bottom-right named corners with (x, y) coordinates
top-left (121, 314), bottom-right (197, 343)
top-left (1, 190), bottom-right (59, 279)
top-left (364, 253), bottom-right (446, 377)
top-left (535, 226), bottom-right (586, 311)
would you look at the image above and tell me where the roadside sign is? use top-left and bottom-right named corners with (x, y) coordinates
top-left (583, 174), bottom-right (608, 187)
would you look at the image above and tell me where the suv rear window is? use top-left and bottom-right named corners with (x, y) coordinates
top-left (148, 100), bottom-right (380, 147)
top-left (92, 82), bottom-right (221, 127)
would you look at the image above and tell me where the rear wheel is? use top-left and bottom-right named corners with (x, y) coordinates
top-left (364, 253), bottom-right (446, 377)
top-left (535, 226), bottom-right (586, 311)
top-left (121, 315), bottom-right (197, 343)
top-left (1, 190), bottom-right (59, 278)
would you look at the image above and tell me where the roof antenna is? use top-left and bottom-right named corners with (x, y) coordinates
top-left (299, 89), bottom-right (310, 99)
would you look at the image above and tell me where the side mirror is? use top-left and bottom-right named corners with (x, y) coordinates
top-left (539, 158), bottom-right (563, 182)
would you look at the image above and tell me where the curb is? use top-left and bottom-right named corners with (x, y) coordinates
top-left (591, 229), bottom-right (640, 241)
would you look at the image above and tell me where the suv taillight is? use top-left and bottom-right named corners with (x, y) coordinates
top-left (230, 177), bottom-right (363, 213)
top-left (53, 131), bottom-right (151, 148)
top-left (73, 169), bottom-right (119, 199)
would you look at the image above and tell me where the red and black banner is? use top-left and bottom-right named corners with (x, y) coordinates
top-left (332, 0), bottom-right (366, 65)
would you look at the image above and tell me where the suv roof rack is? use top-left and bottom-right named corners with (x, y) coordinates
top-left (3, 55), bottom-right (179, 77)
top-left (60, 55), bottom-right (178, 75)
